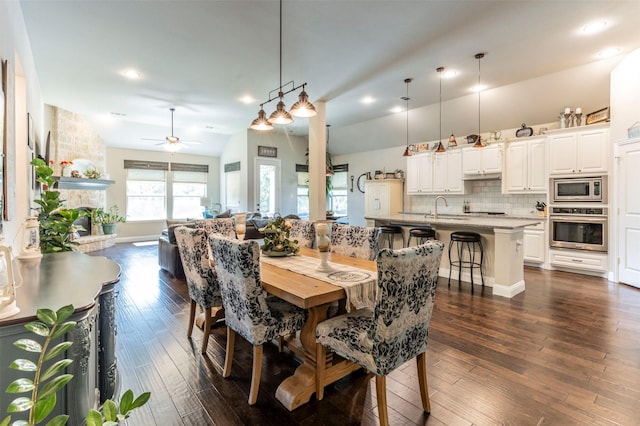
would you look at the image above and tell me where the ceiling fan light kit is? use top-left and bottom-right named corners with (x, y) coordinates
top-left (249, 0), bottom-right (316, 131)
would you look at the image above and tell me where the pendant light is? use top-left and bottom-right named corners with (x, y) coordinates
top-left (434, 67), bottom-right (446, 153)
top-left (473, 53), bottom-right (486, 148)
top-left (326, 124), bottom-right (334, 176)
top-left (402, 78), bottom-right (413, 157)
top-left (250, 0), bottom-right (316, 129)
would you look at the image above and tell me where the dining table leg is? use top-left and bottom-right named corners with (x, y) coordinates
top-left (275, 303), bottom-right (361, 411)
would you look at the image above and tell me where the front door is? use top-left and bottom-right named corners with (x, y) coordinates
top-left (255, 158), bottom-right (281, 216)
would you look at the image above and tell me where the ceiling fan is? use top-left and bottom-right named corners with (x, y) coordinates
top-left (141, 107), bottom-right (200, 151)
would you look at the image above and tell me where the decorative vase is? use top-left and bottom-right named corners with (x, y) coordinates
top-left (102, 223), bottom-right (116, 235)
top-left (316, 223), bottom-right (333, 272)
top-left (62, 166), bottom-right (72, 177)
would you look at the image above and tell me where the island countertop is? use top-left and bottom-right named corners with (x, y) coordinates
top-left (367, 213), bottom-right (543, 230)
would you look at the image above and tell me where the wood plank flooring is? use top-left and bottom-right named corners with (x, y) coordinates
top-left (90, 243), bottom-right (640, 425)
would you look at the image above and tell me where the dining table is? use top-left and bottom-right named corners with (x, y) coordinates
top-left (260, 247), bottom-right (378, 411)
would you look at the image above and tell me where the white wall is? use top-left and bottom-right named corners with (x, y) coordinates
top-left (220, 131), bottom-right (248, 211)
top-left (106, 147), bottom-right (220, 240)
top-left (610, 48), bottom-right (640, 142)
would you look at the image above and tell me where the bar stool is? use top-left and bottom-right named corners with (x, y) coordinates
top-left (448, 231), bottom-right (484, 294)
top-left (407, 227), bottom-right (436, 246)
top-left (378, 225), bottom-right (405, 249)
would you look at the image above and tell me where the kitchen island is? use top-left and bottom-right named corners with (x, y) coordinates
top-left (367, 213), bottom-right (543, 298)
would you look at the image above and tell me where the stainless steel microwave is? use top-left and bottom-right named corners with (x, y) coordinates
top-left (551, 176), bottom-right (607, 203)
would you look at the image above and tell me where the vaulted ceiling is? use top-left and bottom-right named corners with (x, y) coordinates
top-left (20, 1), bottom-right (640, 156)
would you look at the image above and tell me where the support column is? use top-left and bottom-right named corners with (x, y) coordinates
top-left (492, 227), bottom-right (526, 298)
top-left (308, 101), bottom-right (326, 221)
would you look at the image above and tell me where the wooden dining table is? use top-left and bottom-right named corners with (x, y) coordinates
top-left (260, 247), bottom-right (377, 411)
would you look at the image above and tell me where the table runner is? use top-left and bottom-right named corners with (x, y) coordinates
top-left (261, 254), bottom-right (377, 310)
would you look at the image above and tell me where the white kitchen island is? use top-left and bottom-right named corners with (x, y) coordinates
top-left (367, 213), bottom-right (543, 298)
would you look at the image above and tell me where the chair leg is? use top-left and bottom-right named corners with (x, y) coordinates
top-left (201, 306), bottom-right (213, 354)
top-left (223, 327), bottom-right (236, 378)
top-left (248, 345), bottom-right (263, 405)
top-left (316, 343), bottom-right (327, 400)
top-left (375, 375), bottom-right (389, 426)
top-left (416, 352), bottom-right (431, 413)
top-left (447, 240), bottom-right (454, 288)
top-left (187, 300), bottom-right (196, 337)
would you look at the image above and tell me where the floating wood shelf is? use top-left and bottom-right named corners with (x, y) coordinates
top-left (54, 176), bottom-right (115, 190)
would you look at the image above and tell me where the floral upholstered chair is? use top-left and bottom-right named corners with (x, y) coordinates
top-left (316, 241), bottom-right (444, 426)
top-left (174, 226), bottom-right (224, 353)
top-left (209, 236), bottom-right (307, 405)
top-left (330, 223), bottom-right (381, 260)
top-left (289, 219), bottom-right (315, 249)
top-left (194, 218), bottom-right (237, 239)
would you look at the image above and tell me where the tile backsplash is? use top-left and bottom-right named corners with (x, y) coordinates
top-left (406, 180), bottom-right (546, 216)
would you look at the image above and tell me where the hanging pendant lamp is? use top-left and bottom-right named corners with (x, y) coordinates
top-left (402, 78), bottom-right (413, 157)
top-left (250, 106), bottom-right (274, 130)
top-left (473, 53), bottom-right (486, 148)
top-left (434, 67), bottom-right (446, 153)
top-left (290, 85), bottom-right (317, 118)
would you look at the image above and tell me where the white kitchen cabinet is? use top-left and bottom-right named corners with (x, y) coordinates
top-left (548, 125), bottom-right (609, 175)
top-left (504, 137), bottom-right (547, 193)
top-left (523, 221), bottom-right (546, 264)
top-left (549, 249), bottom-right (608, 274)
top-left (462, 143), bottom-right (503, 178)
top-left (364, 179), bottom-right (404, 218)
top-left (406, 153), bottom-right (433, 194)
top-left (433, 149), bottom-right (466, 194)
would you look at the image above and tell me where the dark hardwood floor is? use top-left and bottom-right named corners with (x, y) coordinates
top-left (90, 243), bottom-right (640, 425)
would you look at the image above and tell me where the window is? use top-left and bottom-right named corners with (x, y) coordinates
top-left (296, 170), bottom-right (309, 218)
top-left (124, 160), bottom-right (208, 221)
top-left (329, 165), bottom-right (348, 216)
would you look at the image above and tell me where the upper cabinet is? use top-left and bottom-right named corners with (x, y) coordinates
top-left (548, 124), bottom-right (609, 175)
top-left (433, 149), bottom-right (466, 194)
top-left (462, 143), bottom-right (503, 179)
top-left (406, 153), bottom-right (433, 194)
top-left (504, 137), bottom-right (547, 193)
top-left (364, 179), bottom-right (404, 218)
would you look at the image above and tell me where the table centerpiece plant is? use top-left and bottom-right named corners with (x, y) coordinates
top-left (259, 216), bottom-right (299, 256)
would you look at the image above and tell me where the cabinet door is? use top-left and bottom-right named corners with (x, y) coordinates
top-left (462, 147), bottom-right (482, 176)
top-left (432, 153), bottom-right (447, 192)
top-left (364, 182), bottom-right (381, 217)
top-left (577, 129), bottom-right (608, 173)
top-left (446, 150), bottom-right (464, 192)
top-left (406, 156), bottom-right (421, 194)
top-left (505, 141), bottom-right (527, 192)
top-left (482, 144), bottom-right (503, 174)
top-left (376, 182), bottom-right (391, 216)
top-left (523, 229), bottom-right (545, 263)
top-left (527, 138), bottom-right (547, 192)
top-left (549, 134), bottom-right (577, 174)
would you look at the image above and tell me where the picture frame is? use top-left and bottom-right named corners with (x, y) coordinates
top-left (414, 142), bottom-right (429, 152)
top-left (258, 145), bottom-right (277, 158)
top-left (27, 112), bottom-right (34, 149)
top-left (586, 107), bottom-right (610, 125)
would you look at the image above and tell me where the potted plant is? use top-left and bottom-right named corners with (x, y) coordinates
top-left (96, 205), bottom-right (126, 235)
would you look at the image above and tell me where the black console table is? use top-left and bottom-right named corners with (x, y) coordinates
top-left (0, 252), bottom-right (120, 424)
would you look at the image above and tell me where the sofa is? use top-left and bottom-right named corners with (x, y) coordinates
top-left (158, 215), bottom-right (268, 279)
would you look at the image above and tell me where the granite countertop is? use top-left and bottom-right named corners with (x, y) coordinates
top-left (368, 212), bottom-right (544, 230)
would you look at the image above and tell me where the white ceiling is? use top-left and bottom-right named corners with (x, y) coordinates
top-left (19, 1), bottom-right (640, 157)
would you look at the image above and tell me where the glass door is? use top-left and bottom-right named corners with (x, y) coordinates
top-left (254, 158), bottom-right (281, 216)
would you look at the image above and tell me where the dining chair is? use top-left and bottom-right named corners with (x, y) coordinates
top-left (316, 241), bottom-right (444, 426)
top-left (289, 219), bottom-right (315, 248)
top-left (208, 236), bottom-right (307, 405)
top-left (174, 226), bottom-right (224, 353)
top-left (194, 218), bottom-right (237, 239)
top-left (330, 223), bottom-right (381, 260)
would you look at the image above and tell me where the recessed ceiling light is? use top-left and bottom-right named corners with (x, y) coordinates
top-left (205, 125), bottom-right (216, 129)
top-left (443, 70), bottom-right (458, 78)
top-left (390, 106), bottom-right (404, 113)
top-left (581, 21), bottom-right (607, 35)
top-left (470, 84), bottom-right (487, 93)
top-left (596, 47), bottom-right (621, 59)
top-left (239, 95), bottom-right (255, 104)
top-left (110, 112), bottom-right (127, 116)
top-left (122, 69), bottom-right (141, 79)
top-left (361, 96), bottom-right (375, 104)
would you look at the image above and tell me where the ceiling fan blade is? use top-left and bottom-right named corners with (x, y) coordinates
top-left (141, 138), bottom-right (165, 142)
top-left (182, 140), bottom-right (202, 145)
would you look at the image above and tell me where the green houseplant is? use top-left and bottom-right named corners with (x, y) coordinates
top-left (30, 159), bottom-right (86, 253)
top-left (259, 216), bottom-right (299, 255)
top-left (93, 206), bottom-right (126, 235)
top-left (1, 305), bottom-right (150, 425)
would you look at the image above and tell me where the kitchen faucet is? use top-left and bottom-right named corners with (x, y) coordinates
top-left (434, 196), bottom-right (448, 219)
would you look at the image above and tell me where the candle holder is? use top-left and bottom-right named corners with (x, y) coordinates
top-left (315, 222), bottom-right (334, 272)
top-left (575, 112), bottom-right (583, 126)
top-left (559, 111), bottom-right (573, 129)
top-left (235, 213), bottom-right (247, 241)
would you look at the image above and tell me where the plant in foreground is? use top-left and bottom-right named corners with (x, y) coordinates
top-left (1, 305), bottom-right (150, 425)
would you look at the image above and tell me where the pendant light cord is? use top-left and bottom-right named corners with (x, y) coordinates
top-left (279, 0), bottom-right (283, 95)
top-left (437, 67), bottom-right (444, 143)
top-left (403, 78), bottom-right (412, 148)
top-left (476, 53), bottom-right (484, 137)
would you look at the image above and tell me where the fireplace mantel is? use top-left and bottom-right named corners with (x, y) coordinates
top-left (54, 176), bottom-right (115, 190)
